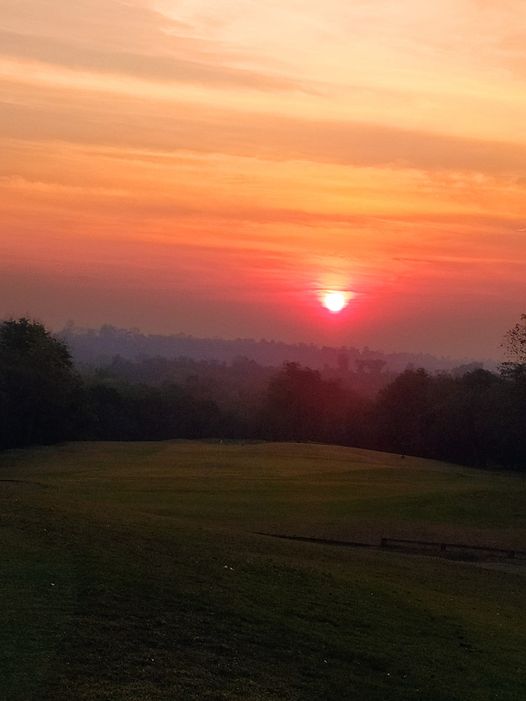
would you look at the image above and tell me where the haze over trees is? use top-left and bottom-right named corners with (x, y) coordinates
top-left (59, 323), bottom-right (483, 374)
top-left (1, 317), bottom-right (525, 469)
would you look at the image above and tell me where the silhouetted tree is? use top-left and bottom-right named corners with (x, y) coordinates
top-left (502, 313), bottom-right (526, 366)
top-left (261, 362), bottom-right (349, 443)
top-left (3, 317), bottom-right (526, 472)
top-left (446, 370), bottom-right (501, 467)
top-left (82, 379), bottom-right (225, 441)
top-left (374, 368), bottom-right (433, 455)
top-left (0, 318), bottom-right (81, 448)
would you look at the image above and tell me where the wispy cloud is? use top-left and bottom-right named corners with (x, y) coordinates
top-left (2, 89), bottom-right (526, 178)
top-left (0, 29), bottom-right (304, 92)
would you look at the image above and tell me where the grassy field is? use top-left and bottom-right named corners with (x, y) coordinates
top-left (0, 441), bottom-right (525, 701)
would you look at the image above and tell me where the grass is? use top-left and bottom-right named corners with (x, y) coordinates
top-left (0, 441), bottom-right (525, 700)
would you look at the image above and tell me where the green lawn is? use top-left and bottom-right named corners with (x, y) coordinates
top-left (0, 441), bottom-right (525, 700)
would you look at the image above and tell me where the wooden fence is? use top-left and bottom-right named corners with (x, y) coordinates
top-left (257, 532), bottom-right (526, 560)
top-left (380, 537), bottom-right (526, 559)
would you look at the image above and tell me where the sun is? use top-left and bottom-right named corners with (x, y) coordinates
top-left (322, 291), bottom-right (348, 313)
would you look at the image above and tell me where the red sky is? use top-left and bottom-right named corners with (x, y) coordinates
top-left (1, 0), bottom-right (526, 357)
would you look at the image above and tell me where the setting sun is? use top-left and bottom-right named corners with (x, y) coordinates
top-left (323, 292), bottom-right (348, 313)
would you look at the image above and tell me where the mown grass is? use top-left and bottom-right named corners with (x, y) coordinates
top-left (0, 441), bottom-right (525, 700)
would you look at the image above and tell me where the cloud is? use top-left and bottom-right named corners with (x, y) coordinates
top-left (0, 0), bottom-right (304, 93)
top-left (2, 89), bottom-right (526, 177)
top-left (0, 29), bottom-right (303, 93)
top-left (1, 0), bottom-right (191, 51)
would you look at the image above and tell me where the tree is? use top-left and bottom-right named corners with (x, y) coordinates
top-left (498, 315), bottom-right (526, 467)
top-left (0, 318), bottom-right (81, 448)
top-left (502, 314), bottom-right (526, 366)
top-left (261, 362), bottom-right (349, 443)
top-left (374, 368), bottom-right (434, 456)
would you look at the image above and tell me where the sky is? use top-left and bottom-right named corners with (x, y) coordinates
top-left (1, 0), bottom-right (526, 358)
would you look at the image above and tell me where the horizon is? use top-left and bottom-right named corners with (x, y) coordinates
top-left (2, 1), bottom-right (525, 358)
top-left (55, 320), bottom-right (495, 367)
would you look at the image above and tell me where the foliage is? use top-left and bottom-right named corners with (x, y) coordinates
top-left (502, 313), bottom-right (526, 365)
top-left (261, 362), bottom-right (350, 443)
top-left (83, 380), bottom-right (224, 441)
top-left (0, 318), bottom-right (81, 448)
top-left (2, 318), bottom-right (526, 470)
top-left (374, 368), bottom-right (435, 456)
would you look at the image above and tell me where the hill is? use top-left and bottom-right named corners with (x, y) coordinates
top-left (1, 442), bottom-right (525, 700)
top-left (59, 324), bottom-right (483, 373)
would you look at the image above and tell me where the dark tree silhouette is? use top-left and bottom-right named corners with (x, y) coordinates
top-left (502, 313), bottom-right (526, 366)
top-left (1, 317), bottom-right (526, 471)
top-left (374, 368), bottom-right (433, 456)
top-left (0, 318), bottom-right (81, 448)
top-left (261, 362), bottom-right (350, 443)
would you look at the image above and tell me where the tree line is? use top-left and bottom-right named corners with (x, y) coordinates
top-left (1, 317), bottom-right (525, 470)
top-left (60, 322), bottom-right (467, 374)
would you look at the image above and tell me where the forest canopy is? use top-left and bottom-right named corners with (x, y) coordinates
top-left (1, 317), bottom-right (525, 469)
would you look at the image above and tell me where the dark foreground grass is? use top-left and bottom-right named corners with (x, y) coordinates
top-left (0, 441), bottom-right (525, 700)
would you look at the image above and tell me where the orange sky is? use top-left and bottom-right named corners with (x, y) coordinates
top-left (1, 0), bottom-right (526, 357)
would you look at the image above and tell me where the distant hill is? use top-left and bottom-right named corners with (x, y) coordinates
top-left (57, 323), bottom-right (489, 373)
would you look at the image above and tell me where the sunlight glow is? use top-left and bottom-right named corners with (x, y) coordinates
top-left (323, 291), bottom-right (348, 313)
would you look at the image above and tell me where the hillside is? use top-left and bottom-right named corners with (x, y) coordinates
top-left (1, 442), bottom-right (525, 700)
top-left (59, 325), bottom-right (481, 373)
